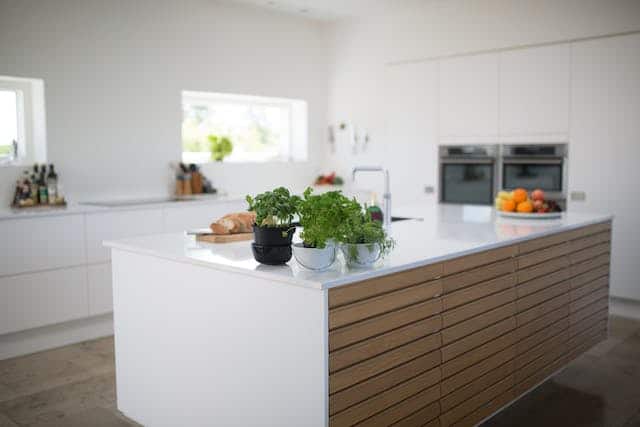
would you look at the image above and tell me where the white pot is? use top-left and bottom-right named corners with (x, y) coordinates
top-left (341, 243), bottom-right (382, 268)
top-left (293, 242), bottom-right (336, 270)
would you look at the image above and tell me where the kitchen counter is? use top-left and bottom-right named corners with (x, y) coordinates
top-left (105, 203), bottom-right (612, 290)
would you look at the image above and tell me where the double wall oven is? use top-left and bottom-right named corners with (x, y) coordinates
top-left (439, 144), bottom-right (568, 206)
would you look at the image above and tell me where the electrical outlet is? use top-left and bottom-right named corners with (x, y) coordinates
top-left (570, 191), bottom-right (586, 201)
top-left (424, 185), bottom-right (434, 194)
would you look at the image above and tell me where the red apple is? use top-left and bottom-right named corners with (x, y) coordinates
top-left (533, 200), bottom-right (544, 211)
top-left (531, 189), bottom-right (545, 201)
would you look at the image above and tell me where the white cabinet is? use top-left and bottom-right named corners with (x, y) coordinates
top-left (88, 263), bottom-right (113, 316)
top-left (0, 214), bottom-right (86, 277)
top-left (439, 53), bottom-right (499, 142)
top-left (163, 200), bottom-right (246, 233)
top-left (499, 44), bottom-right (570, 141)
top-left (85, 209), bottom-right (164, 264)
top-left (0, 266), bottom-right (88, 335)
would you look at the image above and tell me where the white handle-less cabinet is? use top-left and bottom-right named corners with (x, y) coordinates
top-left (439, 53), bottom-right (499, 143)
top-left (499, 44), bottom-right (570, 141)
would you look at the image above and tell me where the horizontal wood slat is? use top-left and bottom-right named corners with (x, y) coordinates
top-left (329, 280), bottom-right (442, 330)
top-left (442, 288), bottom-right (516, 328)
top-left (517, 255), bottom-right (570, 284)
top-left (516, 280), bottom-right (570, 313)
top-left (329, 263), bottom-right (443, 309)
top-left (516, 267), bottom-right (571, 298)
top-left (517, 242), bottom-right (571, 269)
top-left (569, 308), bottom-right (609, 339)
top-left (443, 274), bottom-right (516, 311)
top-left (442, 303), bottom-right (516, 345)
top-left (571, 252), bottom-right (610, 277)
top-left (392, 401), bottom-right (441, 427)
top-left (441, 330), bottom-right (516, 378)
top-left (442, 259), bottom-right (516, 294)
top-left (450, 388), bottom-right (517, 427)
top-left (329, 298), bottom-right (442, 352)
top-left (329, 333), bottom-right (441, 394)
top-left (329, 315), bottom-right (441, 373)
top-left (442, 245), bottom-right (517, 276)
top-left (570, 287), bottom-right (609, 313)
top-left (569, 242), bottom-right (611, 265)
top-left (329, 350), bottom-right (441, 416)
top-left (515, 327), bottom-right (569, 370)
top-left (516, 293), bottom-right (570, 326)
top-left (356, 384), bottom-right (440, 427)
top-left (570, 297), bottom-right (609, 326)
top-left (571, 265), bottom-right (610, 290)
top-left (442, 317), bottom-right (516, 362)
top-left (569, 231), bottom-right (611, 253)
top-left (571, 276), bottom-right (609, 302)
top-left (516, 314), bottom-right (570, 356)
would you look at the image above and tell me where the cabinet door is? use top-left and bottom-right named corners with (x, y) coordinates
top-left (0, 266), bottom-right (88, 335)
top-left (439, 53), bottom-right (499, 142)
top-left (88, 263), bottom-right (113, 316)
top-left (85, 209), bottom-right (164, 264)
top-left (162, 200), bottom-right (246, 233)
top-left (0, 214), bottom-right (86, 276)
top-left (499, 44), bottom-right (570, 140)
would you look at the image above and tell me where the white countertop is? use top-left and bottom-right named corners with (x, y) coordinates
top-left (104, 203), bottom-right (613, 290)
top-left (0, 194), bottom-right (244, 220)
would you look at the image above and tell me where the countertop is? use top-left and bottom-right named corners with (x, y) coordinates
top-left (104, 203), bottom-right (613, 290)
top-left (0, 194), bottom-right (244, 220)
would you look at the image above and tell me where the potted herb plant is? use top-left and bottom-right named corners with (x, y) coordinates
top-left (293, 188), bottom-right (361, 270)
top-left (208, 135), bottom-right (233, 162)
top-left (246, 187), bottom-right (300, 265)
top-left (338, 210), bottom-right (395, 268)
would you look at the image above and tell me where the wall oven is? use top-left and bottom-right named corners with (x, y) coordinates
top-left (439, 145), bottom-right (499, 205)
top-left (499, 144), bottom-right (568, 203)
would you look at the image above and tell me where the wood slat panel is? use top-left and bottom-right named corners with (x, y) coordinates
top-left (442, 317), bottom-right (516, 362)
top-left (442, 288), bottom-right (516, 328)
top-left (441, 330), bottom-right (516, 378)
top-left (570, 297), bottom-right (609, 325)
top-left (329, 333), bottom-right (441, 394)
top-left (329, 350), bottom-right (441, 416)
top-left (516, 267), bottom-right (571, 298)
top-left (516, 293), bottom-right (570, 325)
top-left (440, 359), bottom-right (516, 413)
top-left (392, 402), bottom-right (441, 427)
top-left (516, 280), bottom-right (570, 313)
top-left (329, 315), bottom-right (441, 373)
top-left (571, 265), bottom-right (610, 290)
top-left (441, 345), bottom-right (515, 396)
top-left (571, 276), bottom-right (609, 303)
top-left (569, 231), bottom-right (611, 253)
top-left (518, 229), bottom-right (582, 254)
top-left (576, 221), bottom-right (612, 236)
top-left (516, 314), bottom-right (569, 356)
top-left (443, 274), bottom-right (516, 311)
top-left (440, 374), bottom-right (515, 427)
top-left (515, 328), bottom-right (569, 369)
top-left (329, 367), bottom-right (440, 427)
top-left (569, 308), bottom-right (609, 339)
top-left (329, 280), bottom-right (442, 330)
top-left (442, 259), bottom-right (516, 294)
top-left (569, 242), bottom-right (611, 265)
top-left (329, 298), bottom-right (442, 352)
top-left (450, 388), bottom-right (517, 427)
top-left (515, 336), bottom-right (567, 383)
top-left (564, 328), bottom-right (607, 365)
top-left (515, 304), bottom-right (569, 342)
top-left (570, 287), bottom-right (609, 313)
top-left (356, 384), bottom-right (440, 427)
top-left (442, 245), bottom-right (517, 276)
top-left (517, 255), bottom-right (570, 284)
top-left (571, 252), bottom-right (610, 277)
top-left (517, 242), bottom-right (571, 269)
top-left (442, 303), bottom-right (516, 345)
top-left (329, 263), bottom-right (443, 309)
top-left (513, 347), bottom-right (567, 399)
top-left (566, 319), bottom-right (607, 352)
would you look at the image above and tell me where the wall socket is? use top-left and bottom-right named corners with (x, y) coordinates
top-left (424, 185), bottom-right (434, 194)
top-left (570, 191), bottom-right (587, 201)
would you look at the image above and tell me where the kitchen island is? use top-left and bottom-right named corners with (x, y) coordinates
top-left (105, 204), bottom-right (613, 427)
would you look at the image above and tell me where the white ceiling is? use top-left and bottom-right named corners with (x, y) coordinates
top-left (230, 0), bottom-right (389, 21)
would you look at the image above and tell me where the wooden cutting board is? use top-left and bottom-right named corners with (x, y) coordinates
top-left (195, 232), bottom-right (253, 244)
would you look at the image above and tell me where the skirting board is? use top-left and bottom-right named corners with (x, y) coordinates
top-left (0, 313), bottom-right (114, 360)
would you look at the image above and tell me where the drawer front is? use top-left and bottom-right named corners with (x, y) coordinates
top-left (569, 242), bottom-right (610, 265)
top-left (517, 255), bottom-right (570, 284)
top-left (517, 242), bottom-right (572, 269)
top-left (442, 258), bottom-right (516, 294)
top-left (442, 302), bottom-right (515, 345)
top-left (443, 274), bottom-right (516, 311)
top-left (442, 288), bottom-right (516, 328)
top-left (442, 245), bottom-right (517, 276)
top-left (88, 262), bottom-right (113, 316)
top-left (0, 267), bottom-right (88, 335)
top-left (0, 214), bottom-right (86, 276)
top-left (442, 317), bottom-right (516, 362)
top-left (441, 330), bottom-right (516, 379)
top-left (516, 267), bottom-right (571, 298)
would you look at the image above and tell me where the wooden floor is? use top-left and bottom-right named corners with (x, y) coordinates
top-left (0, 315), bottom-right (639, 427)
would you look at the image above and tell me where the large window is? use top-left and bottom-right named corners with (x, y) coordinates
top-left (182, 91), bottom-right (307, 164)
top-left (0, 89), bottom-right (20, 164)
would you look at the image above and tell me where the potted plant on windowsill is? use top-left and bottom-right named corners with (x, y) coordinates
top-left (293, 188), bottom-right (361, 270)
top-left (246, 187), bottom-right (300, 265)
top-left (338, 211), bottom-right (395, 268)
top-left (209, 135), bottom-right (233, 162)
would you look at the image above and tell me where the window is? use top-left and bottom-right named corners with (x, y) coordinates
top-left (0, 76), bottom-right (47, 166)
top-left (181, 91), bottom-right (307, 164)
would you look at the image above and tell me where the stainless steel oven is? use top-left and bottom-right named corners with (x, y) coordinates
top-left (499, 144), bottom-right (568, 202)
top-left (439, 145), bottom-right (499, 205)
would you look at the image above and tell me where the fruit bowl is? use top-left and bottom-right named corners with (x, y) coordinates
top-left (495, 188), bottom-right (562, 218)
top-left (496, 210), bottom-right (562, 219)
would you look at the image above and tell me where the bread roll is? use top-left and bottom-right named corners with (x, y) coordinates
top-left (210, 212), bottom-right (256, 235)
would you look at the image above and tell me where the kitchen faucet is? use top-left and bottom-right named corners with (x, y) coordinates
top-left (352, 166), bottom-right (391, 229)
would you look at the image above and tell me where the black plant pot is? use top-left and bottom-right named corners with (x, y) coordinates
top-left (252, 243), bottom-right (292, 265)
top-left (252, 225), bottom-right (295, 247)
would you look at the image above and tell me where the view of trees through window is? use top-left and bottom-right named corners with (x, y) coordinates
top-left (182, 92), bottom-right (306, 163)
top-left (0, 90), bottom-right (18, 161)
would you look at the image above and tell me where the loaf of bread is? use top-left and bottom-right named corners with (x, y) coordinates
top-left (210, 212), bottom-right (256, 235)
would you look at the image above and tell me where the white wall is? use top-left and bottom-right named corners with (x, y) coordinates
top-left (0, 0), bottom-right (328, 203)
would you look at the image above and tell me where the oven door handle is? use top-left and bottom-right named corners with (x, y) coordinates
top-left (440, 158), bottom-right (495, 164)
top-left (501, 158), bottom-right (563, 165)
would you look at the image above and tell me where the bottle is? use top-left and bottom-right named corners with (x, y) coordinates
top-left (47, 164), bottom-right (58, 204)
top-left (38, 168), bottom-right (48, 205)
top-left (30, 164), bottom-right (39, 204)
top-left (367, 193), bottom-right (384, 223)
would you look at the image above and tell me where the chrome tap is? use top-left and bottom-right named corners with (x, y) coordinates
top-left (352, 166), bottom-right (391, 229)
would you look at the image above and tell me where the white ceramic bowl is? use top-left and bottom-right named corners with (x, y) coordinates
top-left (293, 242), bottom-right (336, 270)
top-left (340, 243), bottom-right (381, 267)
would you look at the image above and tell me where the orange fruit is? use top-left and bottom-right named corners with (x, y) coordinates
top-left (516, 200), bottom-right (534, 213)
top-left (512, 188), bottom-right (528, 204)
top-left (501, 199), bottom-right (516, 212)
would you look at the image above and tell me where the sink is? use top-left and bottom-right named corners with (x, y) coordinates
top-left (81, 196), bottom-right (197, 207)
